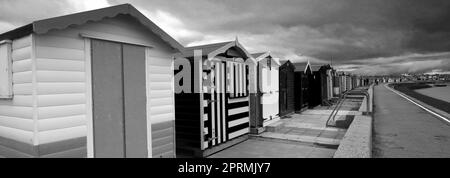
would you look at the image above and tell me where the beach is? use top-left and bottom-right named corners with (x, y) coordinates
top-left (415, 84), bottom-right (450, 103)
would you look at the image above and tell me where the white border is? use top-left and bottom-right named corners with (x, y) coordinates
top-left (84, 38), bottom-right (94, 158)
top-left (145, 47), bottom-right (153, 158)
top-left (385, 84), bottom-right (450, 124)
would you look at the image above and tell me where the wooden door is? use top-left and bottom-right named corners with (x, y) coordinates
top-left (279, 68), bottom-right (288, 115)
top-left (202, 60), bottom-right (249, 149)
top-left (91, 40), bottom-right (147, 158)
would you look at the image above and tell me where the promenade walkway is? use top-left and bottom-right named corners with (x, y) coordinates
top-left (373, 85), bottom-right (450, 158)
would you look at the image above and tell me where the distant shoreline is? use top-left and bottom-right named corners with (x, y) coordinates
top-left (389, 82), bottom-right (450, 114)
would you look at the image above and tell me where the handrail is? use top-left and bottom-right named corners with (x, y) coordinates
top-left (326, 88), bottom-right (371, 127)
top-left (326, 91), bottom-right (347, 127)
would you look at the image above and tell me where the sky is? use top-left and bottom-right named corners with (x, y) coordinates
top-left (1, 0), bottom-right (449, 76)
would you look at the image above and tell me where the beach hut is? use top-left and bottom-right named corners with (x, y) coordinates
top-left (0, 4), bottom-right (183, 158)
top-left (279, 60), bottom-right (296, 116)
top-left (309, 65), bottom-right (323, 108)
top-left (293, 61), bottom-right (313, 112)
top-left (338, 72), bottom-right (347, 94)
top-left (174, 40), bottom-right (256, 157)
top-left (346, 74), bottom-right (352, 91)
top-left (250, 52), bottom-right (280, 133)
top-left (333, 72), bottom-right (341, 97)
top-left (318, 65), bottom-right (333, 105)
top-left (326, 68), bottom-right (334, 100)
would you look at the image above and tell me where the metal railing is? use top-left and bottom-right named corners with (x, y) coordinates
top-left (326, 88), bottom-right (371, 127)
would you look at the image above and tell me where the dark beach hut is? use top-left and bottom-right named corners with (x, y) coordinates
top-left (293, 61), bottom-right (313, 112)
top-left (279, 60), bottom-right (296, 116)
top-left (309, 64), bottom-right (323, 108)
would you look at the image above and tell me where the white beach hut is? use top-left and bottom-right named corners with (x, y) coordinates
top-left (250, 52), bottom-right (280, 132)
top-left (0, 4), bottom-right (182, 158)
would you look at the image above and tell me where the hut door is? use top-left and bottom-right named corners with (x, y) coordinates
top-left (301, 73), bottom-right (309, 108)
top-left (279, 69), bottom-right (288, 115)
top-left (202, 60), bottom-right (249, 149)
top-left (91, 40), bottom-right (147, 158)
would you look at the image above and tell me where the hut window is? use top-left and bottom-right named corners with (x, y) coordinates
top-left (0, 40), bottom-right (12, 99)
top-left (227, 61), bottom-right (249, 98)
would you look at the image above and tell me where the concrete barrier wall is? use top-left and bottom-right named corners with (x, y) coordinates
top-left (334, 84), bottom-right (374, 158)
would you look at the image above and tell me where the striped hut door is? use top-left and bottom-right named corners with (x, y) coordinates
top-left (225, 61), bottom-right (250, 141)
top-left (202, 60), bottom-right (250, 149)
top-left (202, 60), bottom-right (227, 148)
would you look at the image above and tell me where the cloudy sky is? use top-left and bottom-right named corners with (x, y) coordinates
top-left (1, 0), bottom-right (449, 75)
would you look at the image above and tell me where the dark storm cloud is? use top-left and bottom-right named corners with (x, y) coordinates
top-left (1, 0), bottom-right (449, 75)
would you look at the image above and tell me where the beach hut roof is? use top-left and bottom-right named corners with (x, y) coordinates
top-left (279, 60), bottom-right (295, 70)
top-left (0, 4), bottom-right (184, 52)
top-left (251, 52), bottom-right (281, 66)
top-left (183, 40), bottom-right (256, 64)
top-left (293, 60), bottom-right (316, 73)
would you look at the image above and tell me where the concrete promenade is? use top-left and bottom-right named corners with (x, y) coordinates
top-left (373, 85), bottom-right (450, 158)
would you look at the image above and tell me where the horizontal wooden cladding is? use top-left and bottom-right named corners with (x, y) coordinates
top-left (38, 115), bottom-right (86, 131)
top-left (40, 146), bottom-right (86, 158)
top-left (36, 82), bottom-right (85, 95)
top-left (38, 137), bottom-right (86, 156)
top-left (148, 74), bottom-right (172, 83)
top-left (12, 71), bottom-right (32, 84)
top-left (229, 117), bottom-right (249, 128)
top-left (228, 128), bottom-right (249, 140)
top-left (0, 125), bottom-right (34, 144)
top-left (12, 59), bottom-right (32, 73)
top-left (12, 46), bottom-right (31, 61)
top-left (229, 106), bottom-right (249, 116)
top-left (35, 35), bottom-right (84, 50)
top-left (36, 58), bottom-right (85, 72)
top-left (150, 113), bottom-right (173, 125)
top-left (148, 82), bottom-right (172, 91)
top-left (37, 93), bottom-right (85, 107)
top-left (148, 65), bottom-right (172, 75)
top-left (0, 35), bottom-right (34, 148)
top-left (38, 125), bottom-right (86, 144)
top-left (0, 135), bottom-right (36, 156)
top-left (37, 104), bottom-right (85, 119)
top-left (0, 105), bottom-right (33, 119)
top-left (148, 97), bottom-right (173, 107)
top-left (0, 116), bottom-right (33, 131)
top-left (0, 95), bottom-right (33, 107)
top-left (13, 83), bottom-right (33, 95)
top-left (35, 46), bottom-right (84, 61)
top-left (12, 35), bottom-right (31, 50)
top-left (0, 135), bottom-right (86, 158)
top-left (36, 71), bottom-right (85, 82)
top-left (148, 90), bottom-right (172, 99)
top-left (149, 105), bottom-right (174, 117)
top-left (152, 120), bottom-right (175, 158)
top-left (0, 144), bottom-right (34, 158)
top-left (147, 56), bottom-right (172, 67)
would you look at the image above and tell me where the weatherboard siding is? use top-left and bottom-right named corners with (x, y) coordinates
top-left (147, 47), bottom-right (176, 158)
top-left (0, 35), bottom-right (35, 157)
top-left (33, 33), bottom-right (87, 158)
top-left (1, 14), bottom-right (177, 157)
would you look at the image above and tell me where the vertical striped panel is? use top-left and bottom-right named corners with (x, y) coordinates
top-left (210, 62), bottom-right (216, 146)
top-left (235, 63), bottom-right (239, 97)
top-left (229, 62), bottom-right (234, 97)
top-left (201, 60), bottom-right (250, 150)
top-left (221, 64), bottom-right (226, 143)
top-left (215, 62), bottom-right (221, 144)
